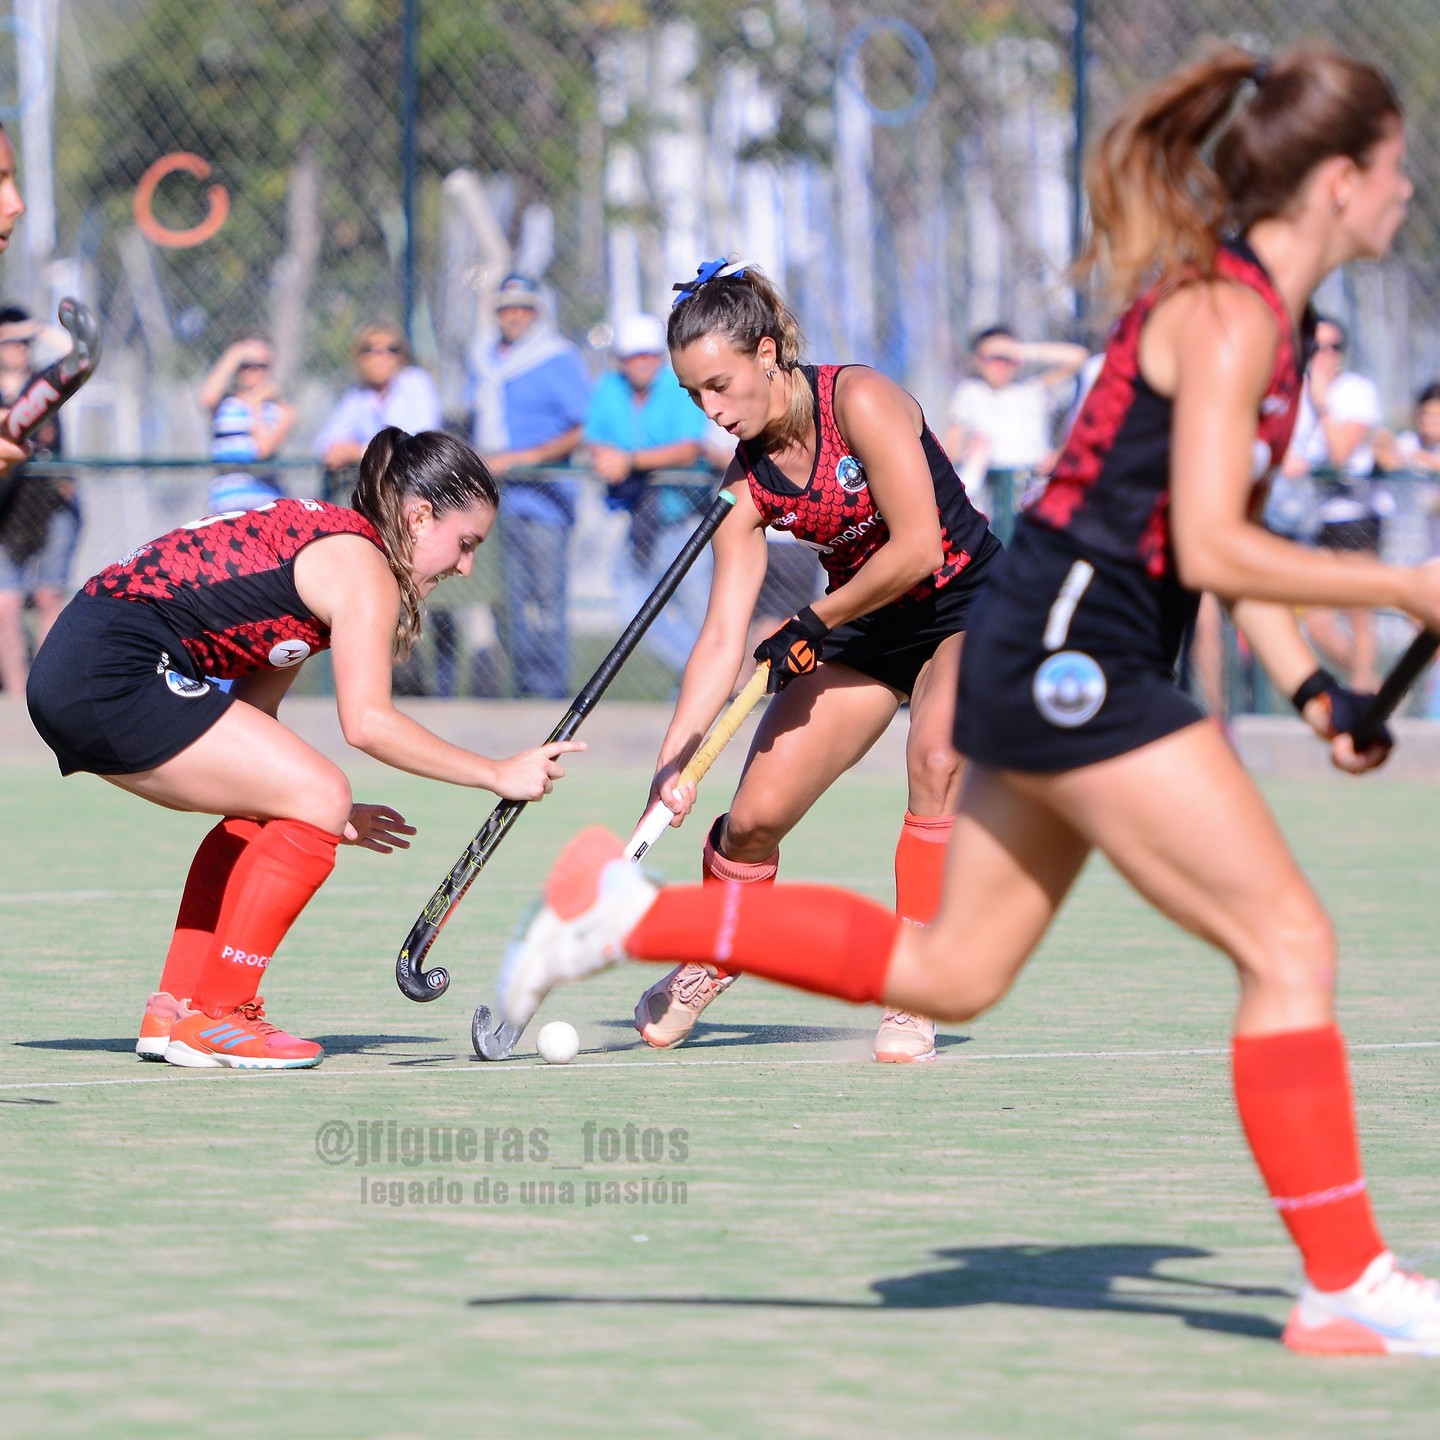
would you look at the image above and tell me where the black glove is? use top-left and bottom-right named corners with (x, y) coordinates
top-left (1290, 667), bottom-right (1393, 753)
top-left (753, 606), bottom-right (830, 692)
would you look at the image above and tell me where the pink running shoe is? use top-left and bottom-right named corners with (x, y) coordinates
top-left (872, 1008), bottom-right (937, 1063)
top-left (498, 827), bottom-right (660, 1030)
top-left (634, 965), bottom-right (737, 1049)
top-left (164, 997), bottom-right (323, 1070)
top-left (1283, 1251), bottom-right (1440, 1356)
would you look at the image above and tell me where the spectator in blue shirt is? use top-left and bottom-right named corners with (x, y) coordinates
top-left (313, 323), bottom-right (442, 503)
top-left (470, 274), bottom-right (591, 698)
top-left (199, 334), bottom-right (296, 513)
top-left (585, 313), bottom-right (715, 673)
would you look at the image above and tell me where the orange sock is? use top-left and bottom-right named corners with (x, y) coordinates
top-left (157, 818), bottom-right (263, 999)
top-left (699, 814), bottom-right (778, 980)
top-left (895, 810), bottom-right (952, 924)
top-left (625, 882), bottom-right (899, 1005)
top-left (190, 818), bottom-right (341, 1015)
top-left (1232, 1024), bottom-right (1386, 1291)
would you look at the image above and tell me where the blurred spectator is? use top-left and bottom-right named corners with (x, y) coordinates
top-left (944, 324), bottom-right (1090, 516)
top-left (469, 273), bottom-right (590, 698)
top-left (313, 323), bottom-right (441, 503)
top-left (585, 313), bottom-right (715, 674)
top-left (1376, 380), bottom-right (1440, 477)
top-left (1282, 315), bottom-right (1383, 689)
top-left (199, 334), bottom-right (295, 514)
top-left (0, 306), bottom-right (80, 694)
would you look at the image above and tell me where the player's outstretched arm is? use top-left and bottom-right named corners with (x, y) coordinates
top-left (295, 533), bottom-right (585, 796)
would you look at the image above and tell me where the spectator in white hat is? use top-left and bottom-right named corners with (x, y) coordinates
top-left (584, 313), bottom-right (716, 674)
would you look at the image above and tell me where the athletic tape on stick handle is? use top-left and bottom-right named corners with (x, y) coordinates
top-left (395, 487), bottom-right (737, 1003)
top-left (1354, 628), bottom-right (1440, 748)
top-left (472, 662), bottom-right (771, 1060)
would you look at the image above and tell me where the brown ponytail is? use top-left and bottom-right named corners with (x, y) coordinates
top-left (667, 263), bottom-right (813, 448)
top-left (1078, 42), bottom-right (1401, 306)
top-left (350, 427), bottom-right (499, 656)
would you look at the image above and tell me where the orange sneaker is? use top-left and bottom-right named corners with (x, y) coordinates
top-left (164, 997), bottom-right (323, 1070)
top-left (136, 991), bottom-right (186, 1061)
top-left (873, 1008), bottom-right (937, 1063)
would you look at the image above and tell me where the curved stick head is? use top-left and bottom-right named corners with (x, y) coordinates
top-left (396, 943), bottom-right (450, 1002)
top-left (55, 298), bottom-right (101, 379)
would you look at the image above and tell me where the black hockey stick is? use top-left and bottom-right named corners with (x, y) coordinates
top-left (471, 662), bottom-right (771, 1059)
top-left (0, 299), bottom-right (102, 529)
top-left (395, 487), bottom-right (737, 1002)
top-left (1352, 628), bottom-right (1440, 749)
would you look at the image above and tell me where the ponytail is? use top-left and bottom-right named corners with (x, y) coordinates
top-left (350, 427), bottom-right (499, 656)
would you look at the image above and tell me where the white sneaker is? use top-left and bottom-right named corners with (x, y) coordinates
top-left (1284, 1251), bottom-right (1440, 1356)
top-left (873, 1008), bottom-right (937, 1063)
top-left (634, 964), bottom-right (737, 1048)
top-left (497, 827), bottom-right (659, 1030)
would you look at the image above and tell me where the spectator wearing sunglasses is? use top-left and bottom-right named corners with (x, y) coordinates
top-left (313, 324), bottom-right (442, 502)
top-left (198, 335), bottom-right (296, 513)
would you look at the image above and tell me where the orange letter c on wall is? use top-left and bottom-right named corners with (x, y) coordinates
top-left (134, 153), bottom-right (230, 248)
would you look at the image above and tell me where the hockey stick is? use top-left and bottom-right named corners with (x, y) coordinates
top-left (1352, 628), bottom-right (1440, 749)
top-left (395, 487), bottom-right (737, 1002)
top-left (471, 662), bottom-right (771, 1059)
top-left (0, 299), bottom-right (102, 530)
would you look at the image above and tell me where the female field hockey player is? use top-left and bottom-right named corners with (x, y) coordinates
top-left (502, 46), bottom-right (1440, 1354)
top-left (26, 428), bottom-right (581, 1070)
top-left (628, 260), bottom-right (1003, 1062)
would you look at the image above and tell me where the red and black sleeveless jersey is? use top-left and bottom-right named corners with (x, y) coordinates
top-left (1027, 241), bottom-right (1304, 579)
top-left (83, 498), bottom-right (386, 678)
top-left (737, 364), bottom-right (994, 605)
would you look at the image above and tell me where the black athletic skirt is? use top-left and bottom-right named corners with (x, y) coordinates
top-left (823, 530), bottom-right (1002, 696)
top-left (27, 592), bottom-right (235, 776)
top-left (952, 523), bottom-right (1204, 772)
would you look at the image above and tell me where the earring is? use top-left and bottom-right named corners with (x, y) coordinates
top-left (765, 367), bottom-right (777, 382)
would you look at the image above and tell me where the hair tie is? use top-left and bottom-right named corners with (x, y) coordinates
top-left (671, 257), bottom-right (749, 308)
top-left (1250, 58), bottom-right (1272, 88)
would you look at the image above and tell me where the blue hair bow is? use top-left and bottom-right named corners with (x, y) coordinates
top-left (671, 257), bottom-right (748, 307)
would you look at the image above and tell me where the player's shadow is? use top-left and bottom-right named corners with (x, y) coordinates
top-left (309, 1033), bottom-right (448, 1058)
top-left (15, 1036), bottom-right (138, 1054)
top-left (594, 1017), bottom-right (969, 1053)
top-left (468, 1242), bottom-right (1287, 1342)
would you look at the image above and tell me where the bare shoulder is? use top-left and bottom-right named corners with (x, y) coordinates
top-left (293, 531), bottom-right (398, 625)
top-left (832, 364), bottom-right (922, 436)
top-left (1144, 279), bottom-right (1280, 398)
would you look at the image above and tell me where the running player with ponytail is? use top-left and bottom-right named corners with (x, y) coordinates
top-left (504, 46), bottom-right (1440, 1354)
top-left (628, 260), bottom-right (1002, 1062)
top-left (27, 428), bottom-right (582, 1070)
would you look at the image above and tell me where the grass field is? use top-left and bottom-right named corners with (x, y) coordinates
top-left (5, 749), bottom-right (1440, 1437)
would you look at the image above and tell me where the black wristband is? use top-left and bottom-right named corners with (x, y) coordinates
top-left (794, 605), bottom-right (831, 641)
top-left (1290, 667), bottom-right (1338, 714)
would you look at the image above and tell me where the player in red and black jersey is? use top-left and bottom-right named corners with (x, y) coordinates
top-left (501, 47), bottom-right (1440, 1355)
top-left (26, 428), bottom-right (581, 1071)
top-left (627, 261), bottom-right (1002, 1062)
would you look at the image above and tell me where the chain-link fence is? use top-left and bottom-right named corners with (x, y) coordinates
top-left (2, 1), bottom-right (1439, 705)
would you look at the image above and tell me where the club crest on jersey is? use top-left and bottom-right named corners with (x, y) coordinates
top-left (835, 455), bottom-right (867, 493)
top-left (164, 670), bottom-right (211, 699)
top-left (269, 639), bottom-right (312, 668)
top-left (1033, 650), bottom-right (1106, 729)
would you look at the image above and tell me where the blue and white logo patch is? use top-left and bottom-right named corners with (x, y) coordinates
top-left (164, 670), bottom-right (211, 699)
top-left (1032, 650), bottom-right (1106, 729)
top-left (835, 454), bottom-right (867, 492)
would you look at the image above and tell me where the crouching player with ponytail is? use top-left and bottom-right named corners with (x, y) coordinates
top-left (26, 427), bottom-right (582, 1070)
top-left (628, 259), bottom-right (1001, 1062)
top-left (500, 47), bottom-right (1440, 1352)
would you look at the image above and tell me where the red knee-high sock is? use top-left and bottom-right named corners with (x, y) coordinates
top-left (156, 818), bottom-right (263, 999)
top-left (189, 818), bottom-right (341, 1015)
top-left (700, 814), bottom-right (778, 980)
top-left (895, 810), bottom-right (952, 925)
top-left (1232, 1025), bottom-right (1386, 1291)
top-left (625, 882), bottom-right (899, 1005)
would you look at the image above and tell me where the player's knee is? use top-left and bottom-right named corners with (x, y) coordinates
top-left (719, 810), bottom-right (785, 863)
top-left (1245, 902), bottom-right (1338, 998)
top-left (906, 737), bottom-right (961, 801)
top-left (289, 769), bottom-right (353, 835)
